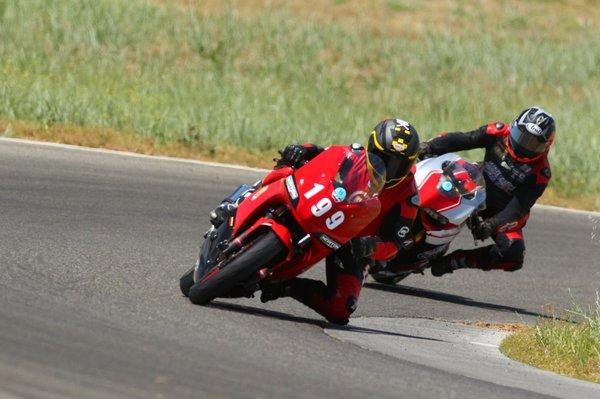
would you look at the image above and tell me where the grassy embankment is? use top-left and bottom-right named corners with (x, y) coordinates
top-left (1, 0), bottom-right (598, 209)
top-left (501, 294), bottom-right (600, 383)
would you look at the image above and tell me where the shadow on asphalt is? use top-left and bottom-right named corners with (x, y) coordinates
top-left (209, 300), bottom-right (327, 327)
top-left (209, 300), bottom-right (445, 342)
top-left (364, 282), bottom-right (565, 321)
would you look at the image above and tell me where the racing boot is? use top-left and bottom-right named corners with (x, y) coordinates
top-left (370, 261), bottom-right (401, 285)
top-left (430, 247), bottom-right (493, 277)
top-left (260, 281), bottom-right (293, 303)
top-left (430, 250), bottom-right (477, 277)
top-left (430, 257), bottom-right (462, 277)
top-left (209, 202), bottom-right (238, 227)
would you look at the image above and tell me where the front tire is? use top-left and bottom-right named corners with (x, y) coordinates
top-left (179, 267), bottom-right (195, 297)
top-left (188, 231), bottom-right (286, 305)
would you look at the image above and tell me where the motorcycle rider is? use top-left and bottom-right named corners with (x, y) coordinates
top-left (256, 119), bottom-right (421, 324)
top-left (418, 107), bottom-right (555, 276)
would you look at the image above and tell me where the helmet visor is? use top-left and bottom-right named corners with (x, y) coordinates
top-left (509, 124), bottom-right (547, 158)
top-left (378, 152), bottom-right (415, 184)
top-left (365, 151), bottom-right (387, 193)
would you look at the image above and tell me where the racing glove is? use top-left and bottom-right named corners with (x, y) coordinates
top-left (417, 141), bottom-right (434, 161)
top-left (275, 144), bottom-right (308, 169)
top-left (470, 218), bottom-right (496, 241)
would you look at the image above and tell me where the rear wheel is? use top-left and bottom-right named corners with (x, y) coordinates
top-left (188, 231), bottom-right (286, 305)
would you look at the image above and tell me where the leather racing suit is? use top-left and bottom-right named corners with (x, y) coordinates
top-left (422, 122), bottom-right (551, 272)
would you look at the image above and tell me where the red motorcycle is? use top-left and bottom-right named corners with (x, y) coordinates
top-left (180, 145), bottom-right (386, 305)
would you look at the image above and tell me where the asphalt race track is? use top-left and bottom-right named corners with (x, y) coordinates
top-left (1, 138), bottom-right (599, 399)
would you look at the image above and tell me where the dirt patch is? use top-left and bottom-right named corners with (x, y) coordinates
top-left (461, 321), bottom-right (528, 334)
top-left (0, 119), bottom-right (275, 169)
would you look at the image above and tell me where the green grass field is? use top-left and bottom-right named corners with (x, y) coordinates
top-left (1, 0), bottom-right (598, 208)
top-left (501, 293), bottom-right (600, 383)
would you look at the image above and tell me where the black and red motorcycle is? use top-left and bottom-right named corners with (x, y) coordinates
top-left (370, 153), bottom-right (486, 285)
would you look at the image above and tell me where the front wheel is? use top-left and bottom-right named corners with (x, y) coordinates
top-left (188, 231), bottom-right (286, 305)
top-left (179, 266), bottom-right (195, 297)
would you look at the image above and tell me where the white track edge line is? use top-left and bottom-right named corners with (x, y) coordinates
top-left (2, 137), bottom-right (598, 216)
top-left (0, 136), bottom-right (270, 173)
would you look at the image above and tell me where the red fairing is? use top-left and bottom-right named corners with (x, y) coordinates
top-left (233, 178), bottom-right (289, 236)
top-left (289, 148), bottom-right (381, 244)
top-left (416, 167), bottom-right (463, 237)
top-left (419, 171), bottom-right (459, 214)
top-left (231, 145), bottom-right (383, 282)
top-left (263, 167), bottom-right (293, 185)
top-left (234, 217), bottom-right (295, 255)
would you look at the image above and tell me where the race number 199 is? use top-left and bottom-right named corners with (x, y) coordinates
top-left (305, 183), bottom-right (345, 230)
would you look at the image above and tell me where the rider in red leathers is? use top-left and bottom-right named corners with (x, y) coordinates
top-left (258, 119), bottom-right (421, 324)
top-left (418, 107), bottom-right (556, 276)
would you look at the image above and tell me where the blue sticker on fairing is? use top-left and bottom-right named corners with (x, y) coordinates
top-left (332, 187), bottom-right (347, 202)
top-left (441, 181), bottom-right (453, 191)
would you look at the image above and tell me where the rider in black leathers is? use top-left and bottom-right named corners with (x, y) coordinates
top-left (418, 107), bottom-right (556, 275)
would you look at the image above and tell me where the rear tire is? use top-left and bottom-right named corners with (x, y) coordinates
top-left (179, 267), bottom-right (195, 297)
top-left (188, 231), bottom-right (285, 305)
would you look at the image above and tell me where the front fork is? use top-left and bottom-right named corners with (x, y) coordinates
top-left (194, 180), bottom-right (262, 283)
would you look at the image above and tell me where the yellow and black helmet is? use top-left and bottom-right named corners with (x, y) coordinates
top-left (367, 119), bottom-right (420, 185)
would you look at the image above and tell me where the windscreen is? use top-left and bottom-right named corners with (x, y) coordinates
top-left (332, 151), bottom-right (386, 204)
top-left (438, 160), bottom-right (485, 198)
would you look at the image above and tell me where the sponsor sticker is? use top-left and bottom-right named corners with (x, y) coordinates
top-left (332, 187), bottom-right (347, 203)
top-left (318, 234), bottom-right (341, 250)
top-left (526, 123), bottom-right (543, 136)
top-left (285, 176), bottom-right (299, 200)
top-left (397, 226), bottom-right (410, 239)
top-left (441, 181), bottom-right (453, 191)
